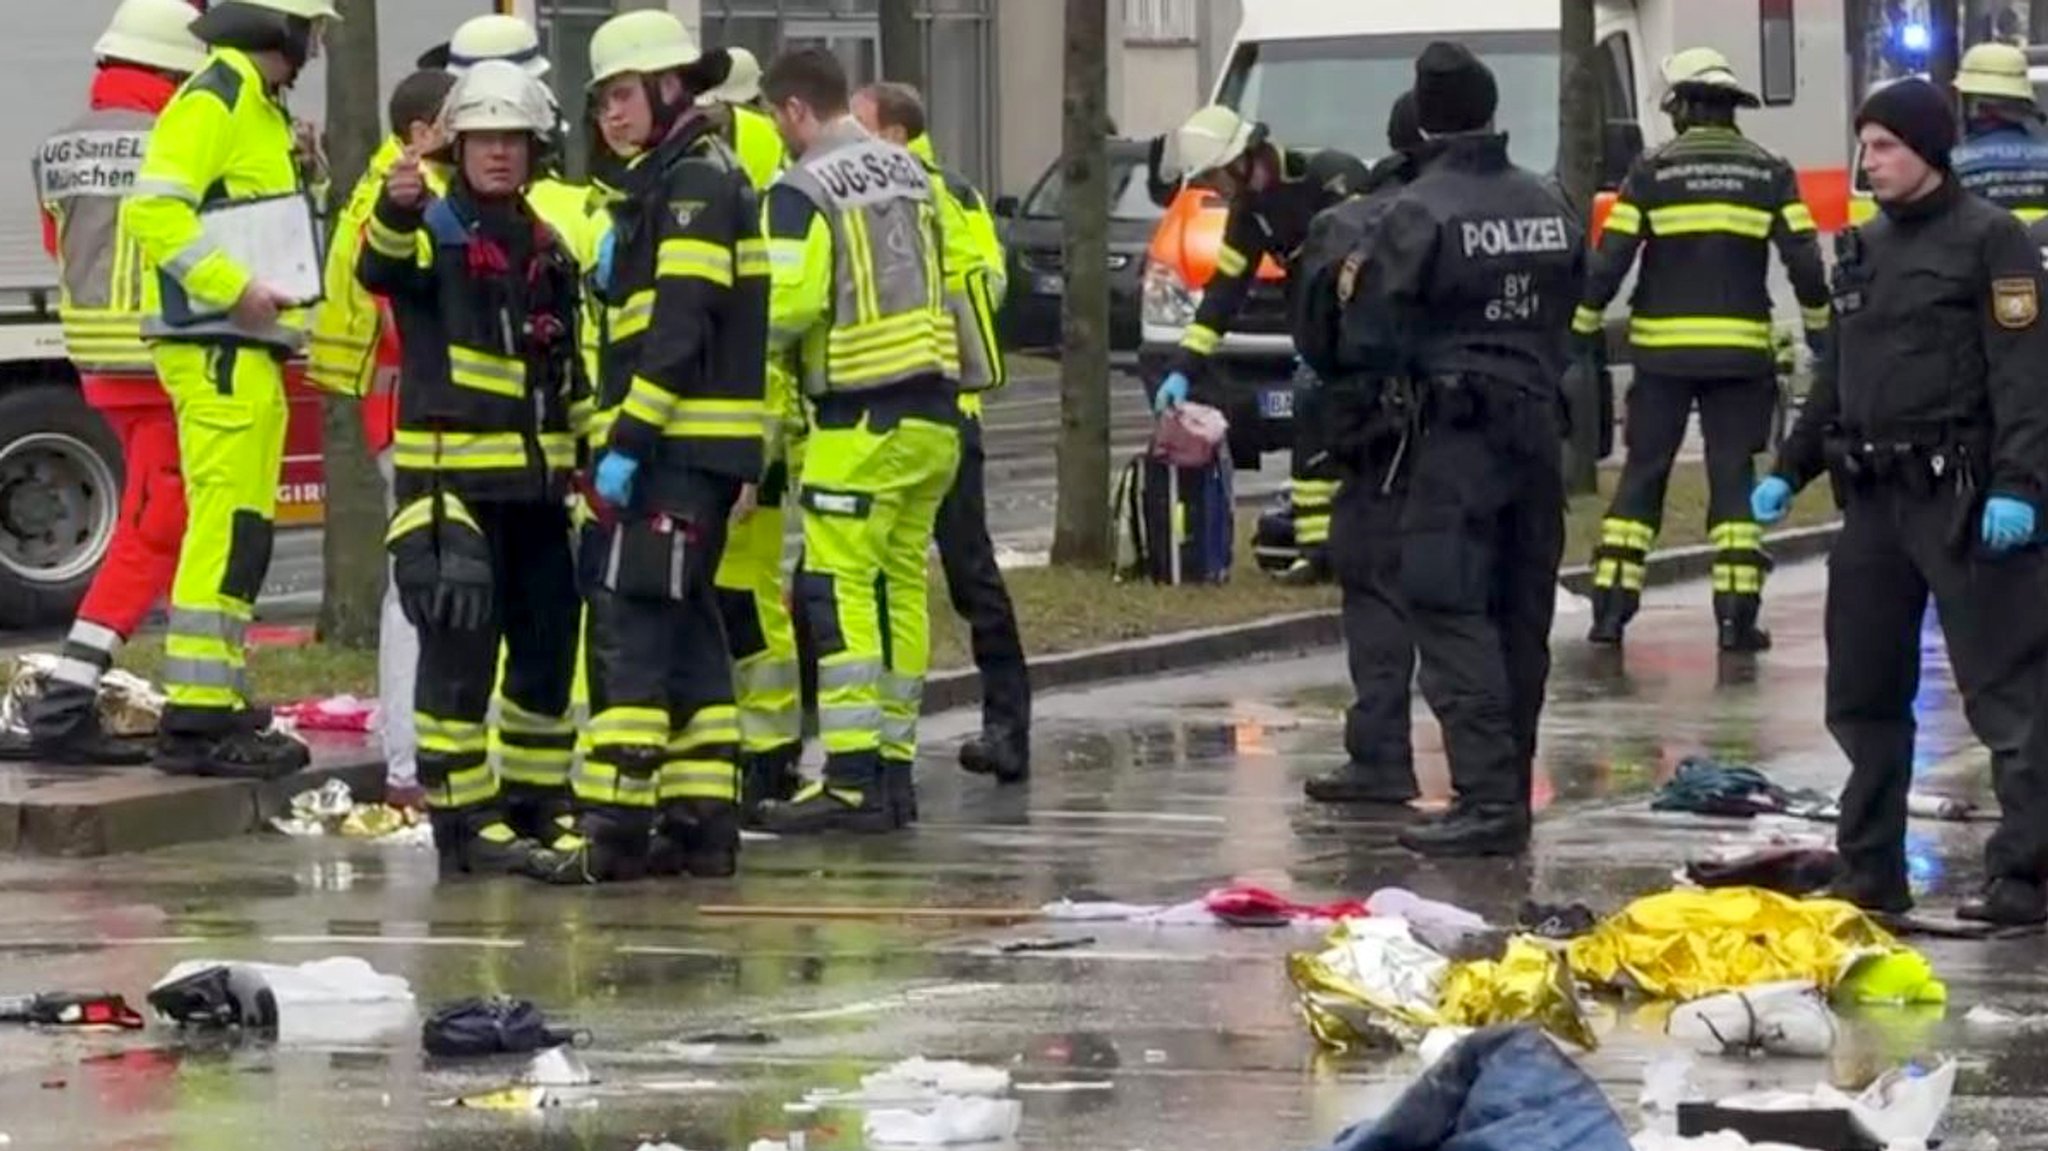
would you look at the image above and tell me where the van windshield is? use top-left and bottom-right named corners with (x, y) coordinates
top-left (1216, 31), bottom-right (1561, 173)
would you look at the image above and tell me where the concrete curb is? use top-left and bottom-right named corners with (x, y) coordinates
top-left (925, 521), bottom-right (1843, 715)
top-left (1, 749), bottom-right (385, 858)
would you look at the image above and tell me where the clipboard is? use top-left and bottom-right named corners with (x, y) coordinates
top-left (185, 193), bottom-right (326, 315)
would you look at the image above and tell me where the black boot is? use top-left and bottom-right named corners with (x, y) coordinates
top-left (883, 758), bottom-right (918, 826)
top-left (1716, 593), bottom-right (1772, 653)
top-left (1397, 802), bottom-right (1531, 857)
top-left (1586, 587), bottom-right (1634, 647)
top-left (428, 808), bottom-right (539, 877)
top-left (499, 782), bottom-right (573, 845)
top-left (959, 728), bottom-right (1029, 783)
top-left (655, 798), bottom-right (742, 878)
top-left (525, 806), bottom-right (653, 885)
top-left (1958, 878), bottom-right (2048, 926)
top-left (1303, 762), bottom-right (1419, 805)
top-left (26, 681), bottom-right (152, 766)
top-left (740, 743), bottom-right (804, 827)
top-left (759, 756), bottom-right (893, 836)
top-left (154, 728), bottom-right (310, 780)
top-left (1823, 871), bottom-right (1913, 918)
top-left (1273, 550), bottom-right (1331, 587)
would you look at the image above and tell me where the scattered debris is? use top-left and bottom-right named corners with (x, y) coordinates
top-left (270, 780), bottom-right (427, 842)
top-left (0, 991), bottom-right (145, 1030)
top-left (423, 996), bottom-right (580, 1057)
top-left (274, 695), bottom-right (377, 733)
top-left (1651, 758), bottom-right (1832, 820)
top-left (1669, 1059), bottom-right (1956, 1147)
top-left (863, 1096), bottom-right (1023, 1147)
top-left (150, 957), bottom-right (415, 1044)
top-left (1964, 1004), bottom-right (2048, 1029)
top-left (524, 1045), bottom-right (594, 1087)
top-left (1011, 1081), bottom-right (1114, 1094)
top-left (1517, 900), bottom-right (1599, 940)
top-left (860, 1058), bottom-right (1011, 1099)
top-left (997, 936), bottom-right (1095, 954)
top-left (1, 654), bottom-right (161, 740)
top-left (445, 1085), bottom-right (586, 1111)
top-left (1666, 981), bottom-right (1838, 1058)
top-left (680, 1029), bottom-right (778, 1045)
top-left (1039, 884), bottom-right (1372, 929)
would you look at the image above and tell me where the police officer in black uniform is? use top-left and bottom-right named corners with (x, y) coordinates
top-left (1339, 44), bottom-right (1585, 856)
top-left (1291, 92), bottom-right (1426, 806)
top-left (1578, 48), bottom-right (1831, 653)
top-left (1148, 105), bottom-right (1370, 585)
top-left (1758, 79), bottom-right (2048, 927)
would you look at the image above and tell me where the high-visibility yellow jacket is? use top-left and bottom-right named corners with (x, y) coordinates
top-left (123, 47), bottom-right (307, 352)
top-left (908, 133), bottom-right (1006, 414)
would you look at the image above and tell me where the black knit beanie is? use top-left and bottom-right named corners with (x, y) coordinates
top-left (1387, 90), bottom-right (1423, 152)
top-left (1414, 42), bottom-right (1498, 134)
top-left (1855, 78), bottom-right (1958, 172)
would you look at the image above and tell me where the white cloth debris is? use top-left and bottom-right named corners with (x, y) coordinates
top-left (861, 1057), bottom-right (1010, 1099)
top-left (1667, 981), bottom-right (1838, 1058)
top-left (863, 1096), bottom-right (1023, 1146)
top-left (1038, 898), bottom-right (1218, 926)
top-left (1632, 1134), bottom-right (1808, 1150)
top-left (151, 956), bottom-right (415, 1045)
top-left (1366, 889), bottom-right (1488, 934)
top-left (746, 1141), bottom-right (791, 1151)
top-left (1639, 1053), bottom-right (1701, 1113)
top-left (525, 1045), bottom-right (594, 1087)
top-left (1706, 1059), bottom-right (1956, 1147)
top-left (634, 1143), bottom-right (689, 1151)
top-left (1964, 1004), bottom-right (2048, 1029)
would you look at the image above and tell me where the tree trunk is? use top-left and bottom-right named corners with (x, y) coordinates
top-left (1931, 0), bottom-right (1961, 88)
top-left (879, 0), bottom-right (926, 92)
top-left (1051, 0), bottom-right (1112, 568)
top-left (317, 0), bottom-right (387, 649)
top-left (1558, 0), bottom-right (1602, 495)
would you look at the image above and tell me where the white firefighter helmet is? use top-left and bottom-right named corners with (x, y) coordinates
top-left (443, 59), bottom-right (554, 137)
top-left (1957, 42), bottom-right (2035, 102)
top-left (705, 46), bottom-right (761, 105)
top-left (95, 0), bottom-right (208, 76)
top-left (1163, 104), bottom-right (1258, 182)
top-left (1661, 47), bottom-right (1761, 108)
top-left (224, 0), bottom-right (341, 21)
top-left (447, 14), bottom-right (549, 78)
top-left (587, 9), bottom-right (699, 89)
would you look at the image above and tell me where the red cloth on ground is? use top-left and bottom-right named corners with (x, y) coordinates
top-left (1202, 885), bottom-right (1370, 927)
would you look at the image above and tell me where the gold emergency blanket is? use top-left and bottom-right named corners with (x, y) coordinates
top-left (1567, 887), bottom-right (1943, 1002)
top-left (1289, 919), bottom-right (1597, 1053)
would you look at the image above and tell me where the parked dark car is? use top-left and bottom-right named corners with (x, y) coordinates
top-left (995, 139), bottom-right (1164, 353)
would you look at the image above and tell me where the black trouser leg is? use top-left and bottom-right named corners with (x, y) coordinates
top-left (1400, 422), bottom-right (1520, 807)
top-left (935, 416), bottom-right (1030, 739)
top-left (1331, 477), bottom-right (1413, 771)
top-left (1825, 492), bottom-right (1928, 901)
top-left (1591, 372), bottom-right (1694, 629)
top-left (1500, 425), bottom-right (1567, 797)
top-left (492, 503), bottom-right (579, 840)
top-left (1916, 499), bottom-right (2048, 885)
top-left (1698, 375), bottom-right (1777, 629)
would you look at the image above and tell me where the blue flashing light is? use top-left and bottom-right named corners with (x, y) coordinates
top-left (1899, 21), bottom-right (1931, 53)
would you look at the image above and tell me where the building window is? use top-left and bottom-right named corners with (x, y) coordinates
top-left (1760, 0), bottom-right (1797, 105)
top-left (1124, 0), bottom-right (1197, 45)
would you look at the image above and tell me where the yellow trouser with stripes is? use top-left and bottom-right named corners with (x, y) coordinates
top-left (796, 409), bottom-right (962, 780)
top-left (156, 342), bottom-right (287, 735)
top-left (715, 496), bottom-right (803, 757)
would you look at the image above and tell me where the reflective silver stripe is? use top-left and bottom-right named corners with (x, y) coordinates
top-left (880, 714), bottom-right (917, 745)
top-left (169, 608), bottom-right (247, 645)
top-left (818, 704), bottom-right (883, 733)
top-left (817, 660), bottom-right (882, 691)
top-left (66, 618), bottom-right (122, 654)
top-left (741, 709), bottom-right (805, 742)
top-left (130, 177), bottom-right (198, 203)
top-left (737, 660), bottom-right (800, 694)
top-left (163, 656), bottom-right (239, 688)
top-left (162, 241), bottom-right (218, 281)
top-left (141, 315), bottom-right (306, 352)
top-left (880, 672), bottom-right (924, 701)
top-left (48, 656), bottom-right (104, 689)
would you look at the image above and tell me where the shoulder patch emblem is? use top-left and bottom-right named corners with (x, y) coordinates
top-left (671, 200), bottom-right (705, 230)
top-left (1994, 277), bottom-right (2040, 330)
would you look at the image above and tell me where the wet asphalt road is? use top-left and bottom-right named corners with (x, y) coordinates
top-left (3, 559), bottom-right (2042, 1150)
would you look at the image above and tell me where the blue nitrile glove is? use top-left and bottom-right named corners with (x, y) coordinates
top-left (594, 227), bottom-right (617, 294)
top-left (594, 451), bottom-right (639, 507)
top-left (1751, 476), bottom-right (1792, 526)
top-left (1981, 495), bottom-right (2036, 553)
top-left (1153, 370), bottom-right (1189, 414)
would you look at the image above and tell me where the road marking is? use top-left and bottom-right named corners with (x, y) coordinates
top-left (264, 934), bottom-right (525, 948)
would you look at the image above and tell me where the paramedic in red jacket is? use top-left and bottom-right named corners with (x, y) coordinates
top-left (18, 0), bottom-right (210, 764)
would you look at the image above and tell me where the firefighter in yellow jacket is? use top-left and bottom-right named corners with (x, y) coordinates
top-left (528, 11), bottom-right (767, 882)
top-left (853, 81), bottom-right (1030, 788)
top-left (123, 0), bottom-right (336, 778)
top-left (755, 48), bottom-right (963, 835)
